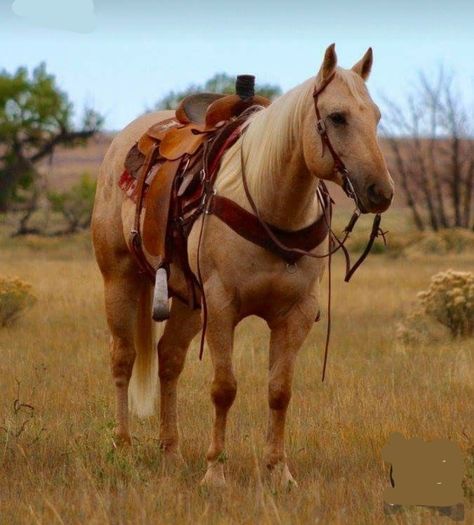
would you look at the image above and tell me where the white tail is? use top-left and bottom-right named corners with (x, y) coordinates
top-left (128, 284), bottom-right (160, 417)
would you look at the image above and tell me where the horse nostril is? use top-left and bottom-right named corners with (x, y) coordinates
top-left (367, 184), bottom-right (393, 210)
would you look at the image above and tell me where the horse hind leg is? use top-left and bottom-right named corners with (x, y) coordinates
top-left (103, 264), bottom-right (154, 445)
top-left (158, 298), bottom-right (201, 462)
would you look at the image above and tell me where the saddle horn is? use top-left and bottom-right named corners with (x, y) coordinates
top-left (235, 75), bottom-right (255, 99)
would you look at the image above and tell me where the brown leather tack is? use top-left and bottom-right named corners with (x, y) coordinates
top-left (143, 159), bottom-right (181, 259)
top-left (208, 195), bottom-right (330, 265)
top-left (159, 124), bottom-right (210, 160)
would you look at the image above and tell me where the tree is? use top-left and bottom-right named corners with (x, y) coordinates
top-left (47, 173), bottom-right (96, 234)
top-left (0, 63), bottom-right (102, 216)
top-left (155, 72), bottom-right (282, 110)
top-left (382, 69), bottom-right (474, 231)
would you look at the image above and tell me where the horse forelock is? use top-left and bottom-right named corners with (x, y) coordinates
top-left (334, 67), bottom-right (369, 106)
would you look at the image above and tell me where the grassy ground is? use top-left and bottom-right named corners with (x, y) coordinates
top-left (0, 231), bottom-right (473, 524)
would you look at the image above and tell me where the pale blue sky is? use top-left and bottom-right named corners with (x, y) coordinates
top-left (1, 0), bottom-right (473, 130)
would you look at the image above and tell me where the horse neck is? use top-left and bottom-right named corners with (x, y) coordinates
top-left (219, 82), bottom-right (321, 230)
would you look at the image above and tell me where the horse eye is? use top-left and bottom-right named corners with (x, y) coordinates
top-left (329, 112), bottom-right (347, 125)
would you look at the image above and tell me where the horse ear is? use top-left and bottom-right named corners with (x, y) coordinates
top-left (317, 43), bottom-right (337, 82)
top-left (352, 47), bottom-right (373, 81)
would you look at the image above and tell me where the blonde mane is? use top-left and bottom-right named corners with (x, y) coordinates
top-left (215, 68), bottom-right (367, 205)
top-left (215, 78), bottom-right (314, 201)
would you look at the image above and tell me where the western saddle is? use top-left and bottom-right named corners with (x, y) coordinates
top-left (120, 75), bottom-right (331, 323)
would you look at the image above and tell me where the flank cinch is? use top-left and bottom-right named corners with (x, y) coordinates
top-left (119, 73), bottom-right (385, 379)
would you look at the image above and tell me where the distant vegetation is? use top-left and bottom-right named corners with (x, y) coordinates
top-left (382, 69), bottom-right (474, 232)
top-left (0, 275), bottom-right (36, 327)
top-left (155, 72), bottom-right (282, 110)
top-left (47, 173), bottom-right (97, 234)
top-left (1, 64), bottom-right (474, 236)
top-left (0, 63), bottom-right (102, 235)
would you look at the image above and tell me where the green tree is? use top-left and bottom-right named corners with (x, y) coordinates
top-left (47, 173), bottom-right (96, 234)
top-left (0, 63), bottom-right (102, 214)
top-left (156, 72), bottom-right (282, 110)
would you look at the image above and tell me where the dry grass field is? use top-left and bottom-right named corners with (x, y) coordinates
top-left (0, 221), bottom-right (473, 524)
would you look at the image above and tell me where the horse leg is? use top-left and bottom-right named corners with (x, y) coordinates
top-left (265, 301), bottom-right (316, 488)
top-left (103, 266), bottom-right (147, 445)
top-left (201, 302), bottom-right (237, 487)
top-left (158, 298), bottom-right (201, 463)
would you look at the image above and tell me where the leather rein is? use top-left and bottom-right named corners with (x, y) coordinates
top-left (233, 72), bottom-right (387, 381)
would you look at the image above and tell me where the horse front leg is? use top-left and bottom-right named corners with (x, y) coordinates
top-left (265, 300), bottom-right (316, 489)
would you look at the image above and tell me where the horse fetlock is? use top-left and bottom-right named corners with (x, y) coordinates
top-left (160, 448), bottom-right (186, 473)
top-left (264, 447), bottom-right (285, 470)
top-left (159, 436), bottom-right (179, 453)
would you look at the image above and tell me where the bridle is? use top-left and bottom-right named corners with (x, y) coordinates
top-left (313, 71), bottom-right (364, 211)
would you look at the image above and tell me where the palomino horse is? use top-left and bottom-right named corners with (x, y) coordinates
top-left (92, 44), bottom-right (394, 487)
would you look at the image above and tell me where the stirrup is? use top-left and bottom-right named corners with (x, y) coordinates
top-left (152, 267), bottom-right (170, 321)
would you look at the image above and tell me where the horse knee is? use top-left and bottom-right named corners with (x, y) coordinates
top-left (211, 377), bottom-right (237, 409)
top-left (110, 338), bottom-right (135, 385)
top-left (268, 382), bottom-right (291, 411)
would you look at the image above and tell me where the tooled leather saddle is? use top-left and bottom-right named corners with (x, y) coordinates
top-left (119, 75), bottom-right (331, 321)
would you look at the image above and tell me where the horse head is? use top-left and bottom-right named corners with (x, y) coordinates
top-left (302, 44), bottom-right (394, 214)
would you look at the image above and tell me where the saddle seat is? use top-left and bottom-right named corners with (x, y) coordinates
top-left (176, 90), bottom-right (271, 127)
top-left (175, 92), bottom-right (225, 124)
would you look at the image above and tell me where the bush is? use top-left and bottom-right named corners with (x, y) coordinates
top-left (396, 309), bottom-right (449, 346)
top-left (0, 276), bottom-right (36, 327)
top-left (418, 270), bottom-right (474, 337)
top-left (48, 173), bottom-right (96, 233)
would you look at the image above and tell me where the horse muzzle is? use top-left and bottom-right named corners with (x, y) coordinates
top-left (364, 182), bottom-right (393, 213)
top-left (348, 175), bottom-right (393, 214)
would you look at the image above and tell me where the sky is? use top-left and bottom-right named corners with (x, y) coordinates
top-left (1, 0), bottom-right (473, 130)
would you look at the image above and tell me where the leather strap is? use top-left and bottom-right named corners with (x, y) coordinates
top-left (209, 194), bottom-right (330, 264)
top-left (143, 158), bottom-right (181, 259)
top-left (130, 143), bottom-right (160, 277)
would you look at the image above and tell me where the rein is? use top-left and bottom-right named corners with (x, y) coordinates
top-left (189, 77), bottom-right (386, 380)
top-left (235, 72), bottom-right (387, 381)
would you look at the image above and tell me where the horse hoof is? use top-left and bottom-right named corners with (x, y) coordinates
top-left (281, 465), bottom-right (299, 490)
top-left (113, 432), bottom-right (132, 448)
top-left (268, 463), bottom-right (298, 491)
top-left (161, 450), bottom-right (186, 474)
top-left (200, 462), bottom-right (226, 488)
